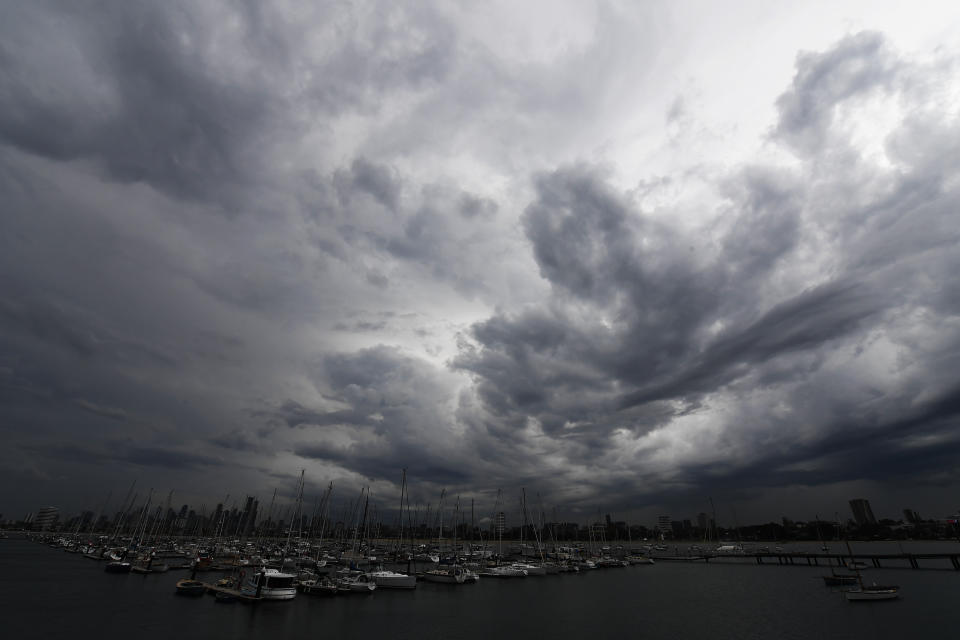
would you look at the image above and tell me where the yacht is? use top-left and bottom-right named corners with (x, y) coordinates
top-left (240, 568), bottom-right (297, 600)
top-left (368, 568), bottom-right (417, 589)
top-left (422, 565), bottom-right (467, 584)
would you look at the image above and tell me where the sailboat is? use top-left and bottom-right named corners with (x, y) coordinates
top-left (422, 491), bottom-right (468, 584)
top-left (842, 539), bottom-right (898, 601)
top-left (369, 470), bottom-right (417, 589)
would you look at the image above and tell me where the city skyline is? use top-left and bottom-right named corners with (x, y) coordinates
top-left (3, 1), bottom-right (960, 523)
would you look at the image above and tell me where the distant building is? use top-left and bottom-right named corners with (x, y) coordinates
top-left (849, 499), bottom-right (877, 527)
top-left (242, 497), bottom-right (258, 539)
top-left (657, 515), bottom-right (672, 537)
top-left (34, 506), bottom-right (59, 531)
top-left (903, 509), bottom-right (921, 524)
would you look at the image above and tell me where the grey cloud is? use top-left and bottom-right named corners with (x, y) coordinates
top-left (0, 2), bottom-right (457, 207)
top-left (453, 31), bottom-right (960, 506)
top-left (620, 280), bottom-right (885, 408)
top-left (3, 5), bottom-right (960, 523)
top-left (336, 157), bottom-right (401, 211)
top-left (0, 2), bottom-right (279, 203)
top-left (273, 399), bottom-right (365, 429)
top-left (0, 298), bottom-right (100, 359)
top-left (279, 346), bottom-right (487, 488)
top-left (774, 31), bottom-right (898, 153)
top-left (459, 192), bottom-right (498, 219)
top-left (74, 398), bottom-right (128, 421)
top-left (333, 320), bottom-right (388, 332)
top-left (26, 441), bottom-right (221, 470)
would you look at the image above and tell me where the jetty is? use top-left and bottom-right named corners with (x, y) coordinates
top-left (655, 550), bottom-right (960, 570)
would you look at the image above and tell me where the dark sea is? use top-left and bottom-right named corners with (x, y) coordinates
top-left (3, 539), bottom-right (958, 639)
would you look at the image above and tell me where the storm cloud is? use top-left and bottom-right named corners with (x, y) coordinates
top-left (2, 1), bottom-right (959, 523)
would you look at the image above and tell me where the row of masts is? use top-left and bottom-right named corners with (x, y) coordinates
top-left (46, 472), bottom-right (647, 561)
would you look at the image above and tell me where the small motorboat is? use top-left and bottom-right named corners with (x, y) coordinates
top-left (175, 579), bottom-right (207, 597)
top-left (821, 571), bottom-right (858, 586)
top-left (845, 583), bottom-right (899, 601)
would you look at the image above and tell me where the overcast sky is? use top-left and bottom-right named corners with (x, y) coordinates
top-left (3, 0), bottom-right (960, 525)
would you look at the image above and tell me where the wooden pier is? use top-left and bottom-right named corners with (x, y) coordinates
top-left (657, 551), bottom-right (960, 570)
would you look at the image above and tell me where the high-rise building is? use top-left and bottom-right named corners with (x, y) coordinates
top-left (903, 508), bottom-right (921, 524)
top-left (242, 496), bottom-right (258, 539)
top-left (34, 506), bottom-right (59, 531)
top-left (657, 515), bottom-right (672, 536)
top-left (849, 499), bottom-right (877, 526)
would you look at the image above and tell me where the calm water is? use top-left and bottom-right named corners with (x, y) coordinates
top-left (2, 539), bottom-right (958, 639)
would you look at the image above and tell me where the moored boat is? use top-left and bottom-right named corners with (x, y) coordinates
top-left (422, 565), bottom-right (467, 584)
top-left (844, 584), bottom-right (899, 601)
top-left (511, 562), bottom-right (547, 576)
top-left (480, 565), bottom-right (527, 578)
top-left (335, 572), bottom-right (377, 593)
top-left (239, 569), bottom-right (297, 600)
top-left (368, 569), bottom-right (417, 589)
top-left (175, 579), bottom-right (207, 597)
top-left (821, 571), bottom-right (858, 586)
top-left (298, 577), bottom-right (340, 596)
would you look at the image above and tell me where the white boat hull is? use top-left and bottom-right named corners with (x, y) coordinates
top-left (482, 566), bottom-right (527, 577)
top-left (240, 569), bottom-right (297, 600)
top-left (845, 587), bottom-right (899, 601)
top-left (370, 571), bottom-right (417, 589)
top-left (512, 563), bottom-right (547, 576)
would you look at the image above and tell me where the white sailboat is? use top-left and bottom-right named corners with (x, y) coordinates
top-left (372, 469), bottom-right (417, 589)
top-left (842, 539), bottom-right (898, 601)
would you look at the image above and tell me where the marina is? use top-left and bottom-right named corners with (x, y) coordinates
top-left (3, 536), bottom-right (958, 639)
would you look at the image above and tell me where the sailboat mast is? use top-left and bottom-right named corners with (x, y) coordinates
top-left (285, 469), bottom-right (305, 559)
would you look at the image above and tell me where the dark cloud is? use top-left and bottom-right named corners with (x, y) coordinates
top-left (450, 33), bottom-right (960, 512)
top-left (74, 398), bottom-right (128, 421)
top-left (2, 6), bottom-right (959, 525)
top-left (25, 441), bottom-right (221, 470)
top-left (336, 157), bottom-right (401, 211)
top-left (0, 2), bottom-right (281, 204)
